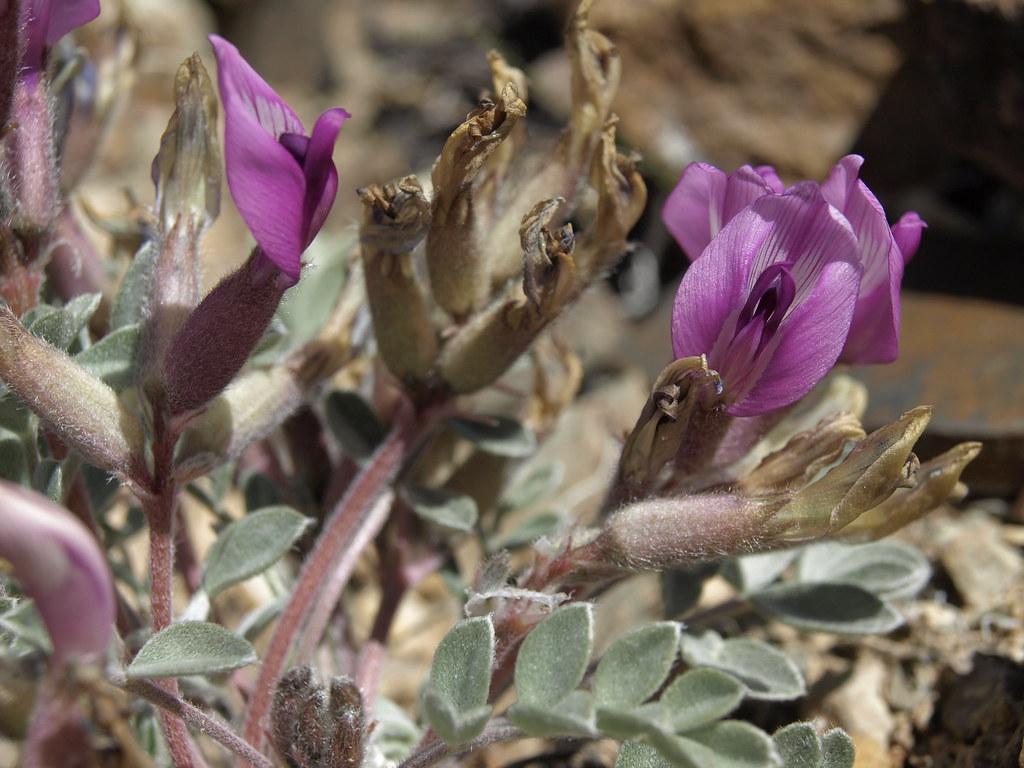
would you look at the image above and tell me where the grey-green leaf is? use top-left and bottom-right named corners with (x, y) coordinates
top-left (0, 431), bottom-right (27, 484)
top-left (594, 622), bottom-right (679, 709)
top-left (406, 487), bottom-right (478, 533)
top-left (498, 463), bottom-right (564, 511)
top-left (75, 324), bottom-right (140, 389)
top-left (508, 690), bottom-right (595, 737)
top-left (489, 510), bottom-right (564, 550)
top-left (33, 459), bottom-right (62, 503)
top-left (325, 391), bottom-right (386, 460)
top-left (661, 668), bottom-right (745, 732)
top-left (422, 692), bottom-right (491, 747)
top-left (202, 507), bottom-right (312, 597)
top-left (428, 617), bottom-right (494, 717)
top-left (821, 728), bottom-right (855, 768)
top-left (798, 542), bottom-right (930, 600)
top-left (727, 550), bottom-right (800, 594)
top-left (679, 632), bottom-right (804, 701)
top-left (662, 562), bottom-right (720, 618)
top-left (751, 582), bottom-right (903, 635)
top-left (111, 241), bottom-right (158, 330)
top-left (448, 416), bottom-right (536, 457)
top-left (27, 293), bottom-right (100, 351)
top-left (679, 720), bottom-right (779, 768)
top-left (126, 621), bottom-right (257, 678)
top-left (616, 742), bottom-right (673, 768)
top-left (773, 722), bottom-right (822, 768)
top-left (514, 603), bottom-right (592, 707)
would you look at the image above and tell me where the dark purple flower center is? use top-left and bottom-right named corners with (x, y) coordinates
top-left (279, 132), bottom-right (310, 165)
top-left (736, 263), bottom-right (796, 349)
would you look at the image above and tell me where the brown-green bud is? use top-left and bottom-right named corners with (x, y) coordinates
top-left (426, 87), bottom-right (526, 319)
top-left (358, 177), bottom-right (438, 383)
top-left (271, 667), bottom-right (365, 768)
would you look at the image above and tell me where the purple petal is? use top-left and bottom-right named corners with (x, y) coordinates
top-left (892, 211), bottom-right (925, 264)
top-left (754, 165), bottom-right (785, 193)
top-left (0, 481), bottom-right (114, 663)
top-left (663, 162), bottom-right (777, 261)
top-left (210, 34), bottom-right (307, 281)
top-left (301, 107), bottom-right (350, 247)
top-left (45, 0), bottom-right (99, 44)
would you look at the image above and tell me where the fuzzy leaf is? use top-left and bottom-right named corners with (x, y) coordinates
top-left (595, 622), bottom-right (680, 709)
top-left (33, 460), bottom-right (62, 503)
top-left (75, 325), bottom-right (140, 389)
top-left (798, 542), bottom-right (930, 600)
top-left (514, 603), bottom-right (592, 707)
top-left (489, 510), bottom-right (564, 550)
top-left (508, 690), bottom-right (595, 737)
top-left (406, 487), bottom-right (478, 533)
top-left (751, 583), bottom-right (903, 635)
top-left (596, 704), bottom-right (663, 741)
top-left (127, 621), bottom-right (257, 678)
top-left (821, 729), bottom-right (855, 768)
top-left (448, 415), bottom-right (536, 457)
top-left (499, 463), bottom-right (564, 511)
top-left (425, 616), bottom-right (494, 744)
top-left (661, 668), bottom-right (745, 732)
top-left (111, 241), bottom-right (158, 330)
top-left (662, 562), bottom-right (720, 618)
top-left (616, 742), bottom-right (673, 768)
top-left (202, 506), bottom-right (312, 597)
top-left (679, 632), bottom-right (804, 701)
top-left (652, 720), bottom-right (779, 768)
top-left (726, 550), bottom-right (800, 593)
top-left (325, 391), bottom-right (387, 460)
top-left (773, 723), bottom-right (822, 768)
top-left (25, 294), bottom-right (101, 351)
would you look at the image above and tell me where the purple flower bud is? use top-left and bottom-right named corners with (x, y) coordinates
top-left (208, 35), bottom-right (349, 284)
top-left (0, 480), bottom-right (114, 663)
top-left (671, 184), bottom-right (861, 416)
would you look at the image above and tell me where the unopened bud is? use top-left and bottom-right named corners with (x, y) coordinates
top-left (771, 406), bottom-right (931, 540)
top-left (427, 87), bottom-right (526, 319)
top-left (358, 177), bottom-right (438, 383)
top-left (437, 199), bottom-right (576, 394)
top-left (162, 248), bottom-right (288, 415)
top-left (152, 54), bottom-right (222, 234)
top-left (6, 73), bottom-right (59, 239)
top-left (837, 441), bottom-right (981, 540)
top-left (0, 304), bottom-right (142, 476)
top-left (271, 667), bottom-right (365, 768)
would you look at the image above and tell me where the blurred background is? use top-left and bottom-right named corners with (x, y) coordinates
top-left (80, 0), bottom-right (1024, 499)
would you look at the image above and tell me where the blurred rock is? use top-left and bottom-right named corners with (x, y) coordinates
top-left (937, 511), bottom-right (1024, 610)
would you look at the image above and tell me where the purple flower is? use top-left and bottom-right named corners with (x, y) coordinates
top-left (20, 0), bottom-right (100, 73)
top-left (0, 481), bottom-right (114, 663)
top-left (670, 184), bottom-right (861, 416)
top-left (209, 35), bottom-right (350, 284)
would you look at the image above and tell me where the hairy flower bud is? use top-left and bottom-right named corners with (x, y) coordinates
top-left (0, 304), bottom-right (142, 476)
top-left (161, 248), bottom-right (289, 415)
top-left (0, 480), bottom-right (114, 664)
top-left (358, 177), bottom-right (438, 383)
top-left (426, 86), bottom-right (526, 319)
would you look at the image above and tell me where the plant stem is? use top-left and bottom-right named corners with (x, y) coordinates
top-left (396, 718), bottom-right (524, 768)
top-left (113, 674), bottom-right (273, 768)
top-left (240, 402), bottom-right (416, 758)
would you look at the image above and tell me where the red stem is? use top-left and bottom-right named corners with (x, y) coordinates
top-left (240, 403), bottom-right (416, 759)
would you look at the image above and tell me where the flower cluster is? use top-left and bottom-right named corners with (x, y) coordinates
top-left (664, 157), bottom-right (925, 416)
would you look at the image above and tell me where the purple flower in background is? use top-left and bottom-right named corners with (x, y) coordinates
top-left (0, 481), bottom-right (114, 663)
top-left (670, 184), bottom-right (862, 416)
top-left (664, 155), bottom-right (925, 372)
top-left (20, 0), bottom-right (100, 73)
top-left (820, 155), bottom-right (925, 363)
top-left (209, 35), bottom-right (350, 284)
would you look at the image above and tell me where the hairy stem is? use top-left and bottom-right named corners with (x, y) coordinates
top-left (396, 718), bottom-right (524, 768)
top-left (240, 402), bottom-right (417, 758)
top-left (114, 674), bottom-right (273, 768)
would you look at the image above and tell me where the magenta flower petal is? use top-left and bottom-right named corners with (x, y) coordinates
top-left (663, 162), bottom-right (778, 261)
top-left (20, 0), bottom-right (99, 71)
top-left (822, 155), bottom-right (908, 364)
top-left (892, 211), bottom-right (925, 264)
top-left (672, 185), bottom-right (861, 415)
top-left (754, 165), bottom-right (785, 193)
top-left (0, 481), bottom-right (114, 663)
top-left (301, 106), bottom-right (350, 245)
